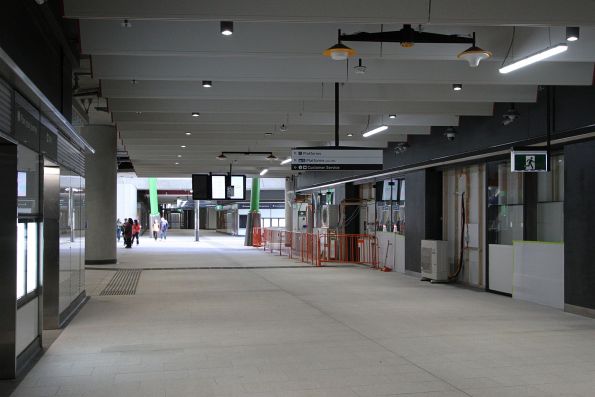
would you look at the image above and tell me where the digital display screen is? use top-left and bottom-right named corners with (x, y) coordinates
top-left (193, 174), bottom-right (247, 200)
top-left (17, 172), bottom-right (27, 197)
top-left (228, 175), bottom-right (246, 200)
top-left (191, 174), bottom-right (210, 200)
top-left (211, 175), bottom-right (227, 199)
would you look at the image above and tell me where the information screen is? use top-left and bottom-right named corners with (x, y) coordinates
top-left (191, 174), bottom-right (210, 200)
top-left (228, 175), bottom-right (246, 200)
top-left (211, 175), bottom-right (227, 199)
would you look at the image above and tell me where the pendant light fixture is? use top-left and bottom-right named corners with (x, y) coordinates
top-left (266, 153), bottom-right (278, 161)
top-left (216, 153), bottom-right (227, 160)
top-left (323, 30), bottom-right (356, 61)
top-left (457, 33), bottom-right (492, 67)
top-left (202, 80), bottom-right (212, 88)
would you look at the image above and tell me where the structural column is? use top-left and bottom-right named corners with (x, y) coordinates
top-left (244, 177), bottom-right (261, 246)
top-left (284, 177), bottom-right (293, 233)
top-left (82, 125), bottom-right (117, 264)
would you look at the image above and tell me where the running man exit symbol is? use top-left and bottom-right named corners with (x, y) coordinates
top-left (525, 155), bottom-right (535, 170)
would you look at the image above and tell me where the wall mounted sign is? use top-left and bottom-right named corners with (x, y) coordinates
top-left (291, 147), bottom-right (383, 171)
top-left (511, 149), bottom-right (549, 172)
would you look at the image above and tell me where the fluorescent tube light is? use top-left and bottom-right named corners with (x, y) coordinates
top-left (259, 169), bottom-right (269, 176)
top-left (362, 125), bottom-right (388, 138)
top-left (280, 158), bottom-right (292, 165)
top-left (499, 44), bottom-right (568, 74)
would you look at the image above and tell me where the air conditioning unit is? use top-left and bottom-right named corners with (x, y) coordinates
top-left (321, 205), bottom-right (340, 229)
top-left (421, 240), bottom-right (449, 282)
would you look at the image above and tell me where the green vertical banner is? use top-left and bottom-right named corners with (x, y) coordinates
top-left (244, 177), bottom-right (261, 246)
top-left (149, 177), bottom-right (159, 216)
top-left (250, 177), bottom-right (261, 213)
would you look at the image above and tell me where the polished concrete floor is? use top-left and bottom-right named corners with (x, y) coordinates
top-left (10, 230), bottom-right (595, 397)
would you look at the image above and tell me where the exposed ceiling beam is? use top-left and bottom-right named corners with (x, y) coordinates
top-left (101, 80), bottom-right (539, 103)
top-left (107, 98), bottom-right (494, 116)
top-left (91, 55), bottom-right (594, 85)
top-left (117, 124), bottom-right (431, 134)
top-left (64, 0), bottom-right (595, 26)
top-left (112, 112), bottom-right (460, 126)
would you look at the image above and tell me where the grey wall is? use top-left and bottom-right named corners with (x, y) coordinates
top-left (564, 139), bottom-right (595, 311)
top-left (0, 140), bottom-right (17, 379)
top-left (404, 169), bottom-right (442, 273)
top-left (0, 1), bottom-right (76, 119)
top-left (246, 189), bottom-right (285, 201)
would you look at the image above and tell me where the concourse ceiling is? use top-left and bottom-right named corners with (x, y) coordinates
top-left (65, 0), bottom-right (595, 177)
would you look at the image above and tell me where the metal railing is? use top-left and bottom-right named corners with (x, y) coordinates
top-left (252, 228), bottom-right (379, 268)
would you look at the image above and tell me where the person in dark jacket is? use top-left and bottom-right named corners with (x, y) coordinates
top-left (123, 218), bottom-right (133, 248)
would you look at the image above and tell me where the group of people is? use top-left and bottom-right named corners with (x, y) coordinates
top-left (116, 218), bottom-right (142, 248)
top-left (152, 217), bottom-right (169, 241)
top-left (116, 217), bottom-right (170, 248)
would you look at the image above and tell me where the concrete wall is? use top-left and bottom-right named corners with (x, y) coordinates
top-left (0, 1), bottom-right (75, 120)
top-left (564, 139), bottom-right (595, 311)
top-left (404, 170), bottom-right (442, 273)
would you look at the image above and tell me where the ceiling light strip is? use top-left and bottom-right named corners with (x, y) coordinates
top-left (499, 44), bottom-right (568, 74)
top-left (362, 125), bottom-right (388, 138)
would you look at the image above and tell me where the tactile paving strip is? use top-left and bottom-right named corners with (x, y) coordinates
top-left (99, 269), bottom-right (142, 296)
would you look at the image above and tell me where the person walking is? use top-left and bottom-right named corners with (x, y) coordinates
top-left (152, 220), bottom-right (160, 241)
top-left (116, 218), bottom-right (122, 242)
top-left (123, 218), bottom-right (133, 248)
top-left (132, 219), bottom-right (141, 245)
top-left (160, 217), bottom-right (169, 240)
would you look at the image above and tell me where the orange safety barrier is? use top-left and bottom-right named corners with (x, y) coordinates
top-left (318, 233), bottom-right (379, 268)
top-left (253, 228), bottom-right (379, 268)
top-left (252, 227), bottom-right (263, 247)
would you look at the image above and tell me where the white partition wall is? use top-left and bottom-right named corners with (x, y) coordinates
top-left (513, 241), bottom-right (564, 309)
top-left (488, 244), bottom-right (514, 295)
top-left (117, 182), bottom-right (138, 221)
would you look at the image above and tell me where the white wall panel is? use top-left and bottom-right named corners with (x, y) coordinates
top-left (513, 242), bottom-right (564, 309)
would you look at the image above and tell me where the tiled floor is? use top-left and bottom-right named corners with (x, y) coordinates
top-left (10, 231), bottom-right (595, 396)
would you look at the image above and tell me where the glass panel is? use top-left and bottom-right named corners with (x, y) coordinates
top-left (17, 145), bottom-right (40, 216)
top-left (487, 161), bottom-right (524, 245)
top-left (537, 202), bottom-right (564, 242)
top-left (59, 169), bottom-right (73, 312)
top-left (537, 154), bottom-right (564, 203)
top-left (79, 177), bottom-right (86, 293)
top-left (26, 223), bottom-right (38, 294)
top-left (271, 218), bottom-right (278, 227)
top-left (536, 154), bottom-right (564, 242)
top-left (263, 218), bottom-right (271, 228)
top-left (279, 218), bottom-right (286, 228)
top-left (17, 222), bottom-right (25, 299)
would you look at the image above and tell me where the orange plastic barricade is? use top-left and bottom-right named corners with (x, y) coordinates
top-left (253, 228), bottom-right (379, 268)
top-left (252, 227), bottom-right (263, 247)
top-left (317, 233), bottom-right (379, 267)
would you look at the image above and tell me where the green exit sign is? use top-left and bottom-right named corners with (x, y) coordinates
top-left (511, 150), bottom-right (549, 172)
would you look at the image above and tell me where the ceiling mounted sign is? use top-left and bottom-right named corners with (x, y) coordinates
top-left (291, 147), bottom-right (383, 171)
top-left (511, 149), bottom-right (549, 172)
